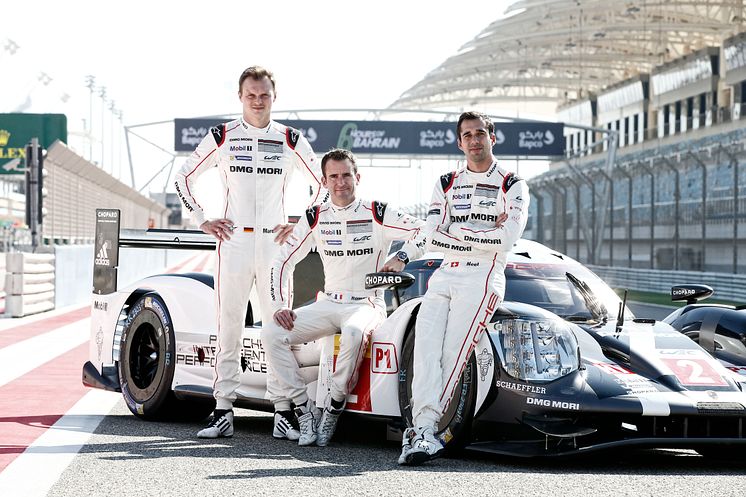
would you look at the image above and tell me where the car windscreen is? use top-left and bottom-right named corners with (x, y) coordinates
top-left (504, 262), bottom-right (631, 321)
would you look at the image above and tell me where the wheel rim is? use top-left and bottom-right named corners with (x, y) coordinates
top-left (130, 322), bottom-right (159, 389)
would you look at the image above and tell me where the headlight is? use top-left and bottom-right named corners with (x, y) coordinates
top-left (493, 318), bottom-right (580, 382)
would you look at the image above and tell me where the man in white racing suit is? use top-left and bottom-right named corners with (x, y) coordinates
top-left (263, 148), bottom-right (426, 447)
top-left (174, 66), bottom-right (326, 439)
top-left (399, 111), bottom-right (529, 465)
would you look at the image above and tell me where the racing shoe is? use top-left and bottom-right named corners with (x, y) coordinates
top-left (197, 409), bottom-right (234, 438)
top-left (295, 400), bottom-right (321, 446)
top-left (273, 410), bottom-right (301, 441)
top-left (401, 426), bottom-right (443, 466)
top-left (316, 400), bottom-right (345, 447)
top-left (397, 427), bottom-right (416, 465)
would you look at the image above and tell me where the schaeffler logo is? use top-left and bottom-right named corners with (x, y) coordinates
top-left (95, 241), bottom-right (111, 266)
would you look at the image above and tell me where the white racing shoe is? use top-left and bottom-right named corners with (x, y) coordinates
top-left (399, 426), bottom-right (443, 466)
top-left (273, 410), bottom-right (301, 441)
top-left (316, 401), bottom-right (345, 447)
top-left (295, 400), bottom-right (321, 446)
top-left (197, 409), bottom-right (234, 438)
top-left (397, 427), bottom-right (416, 465)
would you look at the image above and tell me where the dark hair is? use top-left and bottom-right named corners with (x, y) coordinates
top-left (321, 148), bottom-right (358, 177)
top-left (238, 66), bottom-right (276, 93)
top-left (456, 111), bottom-right (495, 137)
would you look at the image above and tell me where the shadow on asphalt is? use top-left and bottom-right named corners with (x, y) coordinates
top-left (28, 407), bottom-right (744, 478)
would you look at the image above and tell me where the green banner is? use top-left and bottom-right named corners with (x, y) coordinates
top-left (0, 113), bottom-right (67, 175)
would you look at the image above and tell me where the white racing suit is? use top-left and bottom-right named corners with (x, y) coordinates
top-left (263, 199), bottom-right (425, 410)
top-left (411, 161), bottom-right (529, 429)
top-left (174, 118), bottom-right (325, 410)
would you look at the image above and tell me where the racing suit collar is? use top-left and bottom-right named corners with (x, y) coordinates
top-left (465, 160), bottom-right (498, 179)
top-left (329, 198), bottom-right (361, 218)
top-left (240, 117), bottom-right (272, 133)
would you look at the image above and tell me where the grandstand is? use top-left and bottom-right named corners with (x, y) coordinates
top-left (396, 1), bottom-right (746, 274)
top-left (44, 141), bottom-right (169, 244)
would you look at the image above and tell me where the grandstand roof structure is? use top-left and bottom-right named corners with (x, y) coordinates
top-left (391, 0), bottom-right (746, 110)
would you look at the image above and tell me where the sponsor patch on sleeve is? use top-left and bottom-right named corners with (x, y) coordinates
top-left (440, 171), bottom-right (456, 193)
top-left (286, 127), bottom-right (300, 150)
top-left (210, 123), bottom-right (226, 146)
top-left (372, 201), bottom-right (387, 224)
top-left (306, 205), bottom-right (320, 228)
top-left (502, 172), bottom-right (523, 193)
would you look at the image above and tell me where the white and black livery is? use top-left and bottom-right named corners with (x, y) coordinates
top-left (84, 210), bottom-right (746, 458)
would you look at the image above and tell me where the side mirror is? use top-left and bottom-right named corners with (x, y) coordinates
top-left (365, 272), bottom-right (415, 312)
top-left (365, 272), bottom-right (415, 291)
top-left (671, 284), bottom-right (713, 305)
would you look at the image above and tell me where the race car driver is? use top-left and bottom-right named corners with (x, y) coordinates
top-left (263, 148), bottom-right (426, 447)
top-left (398, 111), bottom-right (529, 465)
top-left (174, 66), bottom-right (326, 440)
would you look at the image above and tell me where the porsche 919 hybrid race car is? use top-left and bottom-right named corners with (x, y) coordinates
top-left (83, 210), bottom-right (746, 458)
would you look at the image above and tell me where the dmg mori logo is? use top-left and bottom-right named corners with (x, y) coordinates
top-left (0, 130), bottom-right (9, 146)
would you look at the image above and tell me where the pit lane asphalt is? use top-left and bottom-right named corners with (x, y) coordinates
top-left (49, 400), bottom-right (746, 497)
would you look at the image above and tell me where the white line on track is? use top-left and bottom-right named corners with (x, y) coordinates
top-left (0, 389), bottom-right (121, 497)
top-left (0, 318), bottom-right (90, 388)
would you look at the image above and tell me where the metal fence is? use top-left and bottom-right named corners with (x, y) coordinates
top-left (588, 264), bottom-right (746, 303)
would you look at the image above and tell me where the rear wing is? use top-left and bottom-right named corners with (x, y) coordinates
top-left (119, 228), bottom-right (215, 250)
top-left (93, 208), bottom-right (215, 295)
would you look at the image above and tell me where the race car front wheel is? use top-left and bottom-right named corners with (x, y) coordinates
top-left (118, 293), bottom-right (213, 421)
top-left (398, 323), bottom-right (477, 452)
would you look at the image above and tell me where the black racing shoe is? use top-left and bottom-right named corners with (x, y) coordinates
top-left (197, 409), bottom-right (234, 438)
top-left (273, 410), bottom-right (301, 441)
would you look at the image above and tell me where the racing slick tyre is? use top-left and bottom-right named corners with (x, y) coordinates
top-left (118, 293), bottom-right (213, 421)
top-left (398, 321), bottom-right (477, 453)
